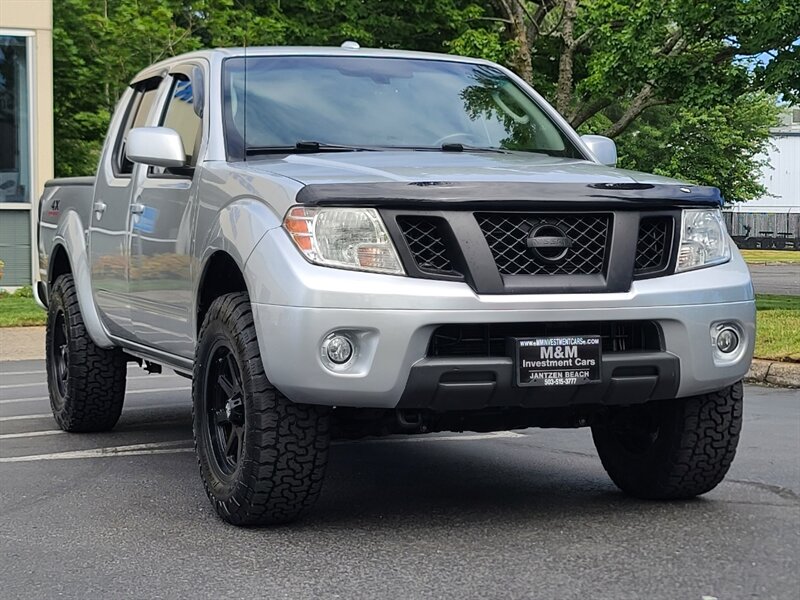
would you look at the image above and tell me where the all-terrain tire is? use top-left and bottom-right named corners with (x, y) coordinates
top-left (193, 292), bottom-right (331, 526)
top-left (591, 382), bottom-right (744, 499)
top-left (46, 274), bottom-right (127, 432)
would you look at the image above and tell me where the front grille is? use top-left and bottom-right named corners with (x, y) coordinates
top-left (476, 213), bottom-right (611, 275)
top-left (397, 216), bottom-right (459, 275)
top-left (635, 217), bottom-right (672, 274)
top-left (428, 321), bottom-right (662, 358)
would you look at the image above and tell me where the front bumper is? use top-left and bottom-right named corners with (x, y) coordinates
top-left (251, 299), bottom-right (753, 408)
top-left (246, 229), bottom-right (755, 409)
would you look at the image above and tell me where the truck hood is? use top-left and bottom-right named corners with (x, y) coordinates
top-left (231, 150), bottom-right (721, 209)
top-left (239, 150), bottom-right (683, 186)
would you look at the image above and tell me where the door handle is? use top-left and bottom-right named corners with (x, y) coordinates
top-left (130, 202), bottom-right (145, 215)
top-left (93, 201), bottom-right (107, 220)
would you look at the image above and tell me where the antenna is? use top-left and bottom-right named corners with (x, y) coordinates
top-left (242, 0), bottom-right (248, 161)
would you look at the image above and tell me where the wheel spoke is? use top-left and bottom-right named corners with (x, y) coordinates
top-left (218, 372), bottom-right (235, 397)
top-left (224, 426), bottom-right (237, 454)
top-left (225, 353), bottom-right (243, 395)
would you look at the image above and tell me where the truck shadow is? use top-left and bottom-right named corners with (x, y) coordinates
top-left (110, 406), bottom-right (708, 528)
top-left (299, 435), bottom-right (705, 529)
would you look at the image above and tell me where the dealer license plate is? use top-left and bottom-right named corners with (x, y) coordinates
top-left (514, 335), bottom-right (601, 387)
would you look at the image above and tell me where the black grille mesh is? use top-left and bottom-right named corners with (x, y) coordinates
top-left (635, 217), bottom-right (672, 274)
top-left (397, 216), bottom-right (458, 275)
top-left (476, 213), bottom-right (611, 275)
top-left (428, 321), bottom-right (662, 358)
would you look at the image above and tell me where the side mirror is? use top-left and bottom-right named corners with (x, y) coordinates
top-left (126, 127), bottom-right (186, 168)
top-left (581, 134), bottom-right (617, 167)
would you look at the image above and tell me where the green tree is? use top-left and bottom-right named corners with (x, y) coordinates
top-left (53, 0), bottom-right (204, 175)
top-left (52, 0), bottom-right (481, 175)
top-left (616, 94), bottom-right (781, 202)
top-left (51, 0), bottom-right (797, 204)
top-left (446, 0), bottom-right (796, 200)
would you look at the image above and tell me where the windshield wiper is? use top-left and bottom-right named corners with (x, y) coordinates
top-left (440, 143), bottom-right (509, 154)
top-left (246, 141), bottom-right (377, 156)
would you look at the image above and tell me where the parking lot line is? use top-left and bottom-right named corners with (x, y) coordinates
top-left (0, 429), bottom-right (64, 440)
top-left (0, 365), bottom-right (157, 378)
top-left (0, 440), bottom-right (194, 463)
top-left (0, 374), bottom-right (184, 390)
top-left (0, 386), bottom-right (191, 405)
top-left (0, 413), bottom-right (53, 422)
top-left (0, 369), bottom-right (46, 377)
top-left (0, 431), bottom-right (526, 464)
top-left (0, 403), bottom-right (190, 422)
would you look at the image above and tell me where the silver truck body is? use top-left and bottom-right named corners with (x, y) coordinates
top-left (36, 47), bottom-right (755, 411)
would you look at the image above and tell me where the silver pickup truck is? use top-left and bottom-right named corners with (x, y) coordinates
top-left (37, 46), bottom-right (755, 526)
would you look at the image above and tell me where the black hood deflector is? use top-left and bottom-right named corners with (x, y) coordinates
top-left (295, 181), bottom-right (722, 209)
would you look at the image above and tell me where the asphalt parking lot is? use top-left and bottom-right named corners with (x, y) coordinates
top-left (748, 263), bottom-right (800, 295)
top-left (1, 359), bottom-right (798, 600)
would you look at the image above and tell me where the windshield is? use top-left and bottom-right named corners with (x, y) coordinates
top-left (222, 56), bottom-right (583, 159)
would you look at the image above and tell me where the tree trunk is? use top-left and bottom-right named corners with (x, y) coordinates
top-left (555, 0), bottom-right (579, 115)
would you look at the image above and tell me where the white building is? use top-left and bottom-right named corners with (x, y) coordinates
top-left (725, 108), bottom-right (800, 246)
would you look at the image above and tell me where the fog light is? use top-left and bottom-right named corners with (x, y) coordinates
top-left (322, 333), bottom-right (355, 367)
top-left (716, 327), bottom-right (739, 354)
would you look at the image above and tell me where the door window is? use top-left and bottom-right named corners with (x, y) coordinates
top-left (160, 73), bottom-right (203, 168)
top-left (114, 78), bottom-right (160, 176)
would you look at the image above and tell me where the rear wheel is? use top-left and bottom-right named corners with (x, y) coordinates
top-left (193, 292), bottom-right (331, 526)
top-left (46, 274), bottom-right (127, 432)
top-left (591, 382), bottom-right (743, 499)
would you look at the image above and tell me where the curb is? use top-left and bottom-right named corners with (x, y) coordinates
top-left (745, 359), bottom-right (800, 389)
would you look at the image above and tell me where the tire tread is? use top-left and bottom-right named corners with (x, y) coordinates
top-left (193, 292), bottom-right (330, 526)
top-left (46, 274), bottom-right (127, 432)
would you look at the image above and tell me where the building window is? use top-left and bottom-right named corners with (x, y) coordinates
top-left (0, 36), bottom-right (30, 203)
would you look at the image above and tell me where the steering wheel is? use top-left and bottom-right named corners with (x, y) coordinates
top-left (433, 132), bottom-right (483, 146)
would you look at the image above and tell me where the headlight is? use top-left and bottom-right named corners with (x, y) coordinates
top-left (283, 206), bottom-right (404, 275)
top-left (676, 208), bottom-right (731, 272)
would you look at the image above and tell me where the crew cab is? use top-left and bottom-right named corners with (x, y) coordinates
top-left (37, 46), bottom-right (755, 525)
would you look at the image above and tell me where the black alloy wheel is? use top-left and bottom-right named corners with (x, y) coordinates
top-left (205, 344), bottom-right (246, 478)
top-left (193, 292), bottom-right (331, 525)
top-left (49, 307), bottom-right (69, 406)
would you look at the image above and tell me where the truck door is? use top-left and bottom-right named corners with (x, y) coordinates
top-left (89, 76), bottom-right (162, 338)
top-left (128, 64), bottom-right (205, 358)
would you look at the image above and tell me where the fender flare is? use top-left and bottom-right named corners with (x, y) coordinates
top-left (194, 197), bottom-right (282, 329)
top-left (50, 210), bottom-right (114, 348)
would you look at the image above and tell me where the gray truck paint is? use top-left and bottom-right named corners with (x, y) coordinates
top-left (36, 47), bottom-right (755, 408)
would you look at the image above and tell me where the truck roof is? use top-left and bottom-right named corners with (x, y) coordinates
top-left (134, 45), bottom-right (494, 82)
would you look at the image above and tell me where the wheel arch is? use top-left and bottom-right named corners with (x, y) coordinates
top-left (193, 196), bottom-right (282, 334)
top-left (47, 211), bottom-right (114, 348)
top-left (48, 243), bottom-right (72, 285)
top-left (195, 251), bottom-right (249, 335)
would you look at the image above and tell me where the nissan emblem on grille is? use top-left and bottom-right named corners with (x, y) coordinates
top-left (526, 224), bottom-right (573, 263)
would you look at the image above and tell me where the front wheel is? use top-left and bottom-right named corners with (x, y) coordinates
top-left (193, 293), bottom-right (331, 526)
top-left (591, 382), bottom-right (743, 499)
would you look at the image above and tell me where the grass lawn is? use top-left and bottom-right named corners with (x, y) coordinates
top-left (754, 294), bottom-right (800, 362)
top-left (0, 293), bottom-right (46, 327)
top-left (740, 249), bottom-right (800, 265)
top-left (1, 288), bottom-right (798, 361)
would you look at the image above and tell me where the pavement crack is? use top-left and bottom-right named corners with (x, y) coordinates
top-left (728, 478), bottom-right (800, 503)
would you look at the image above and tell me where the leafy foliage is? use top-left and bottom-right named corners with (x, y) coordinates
top-left (616, 94), bottom-right (781, 202)
top-left (52, 0), bottom-right (798, 202)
